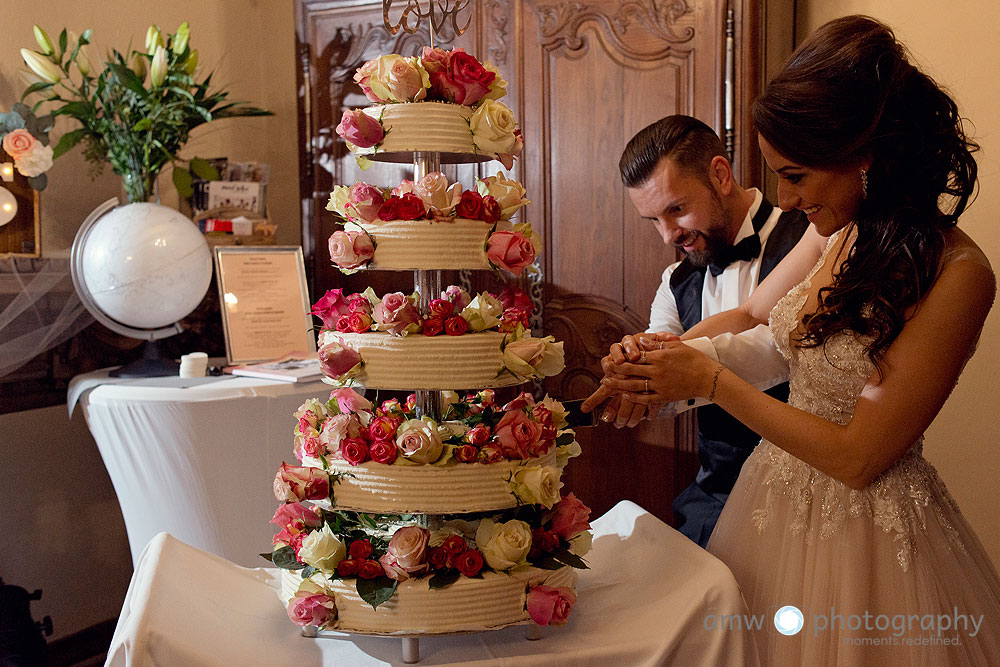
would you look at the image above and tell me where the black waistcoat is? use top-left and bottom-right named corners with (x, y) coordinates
top-left (668, 200), bottom-right (808, 494)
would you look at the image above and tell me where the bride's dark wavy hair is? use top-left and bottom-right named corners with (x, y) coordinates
top-left (753, 15), bottom-right (979, 368)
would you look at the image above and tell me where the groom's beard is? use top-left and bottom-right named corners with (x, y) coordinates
top-left (678, 194), bottom-right (731, 267)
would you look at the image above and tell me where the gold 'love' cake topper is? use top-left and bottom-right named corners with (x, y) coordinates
top-left (382, 0), bottom-right (472, 38)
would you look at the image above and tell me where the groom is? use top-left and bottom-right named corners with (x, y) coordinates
top-left (586, 115), bottom-right (808, 547)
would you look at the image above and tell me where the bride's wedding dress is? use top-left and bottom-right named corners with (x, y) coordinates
top-left (707, 230), bottom-right (1000, 665)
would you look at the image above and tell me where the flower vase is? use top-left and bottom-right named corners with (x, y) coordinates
top-left (119, 171), bottom-right (159, 205)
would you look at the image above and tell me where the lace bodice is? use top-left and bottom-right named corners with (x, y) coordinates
top-left (747, 229), bottom-right (967, 570)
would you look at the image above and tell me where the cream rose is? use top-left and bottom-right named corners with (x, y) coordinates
top-left (481, 60), bottom-right (508, 102)
top-left (413, 172), bottom-right (462, 217)
top-left (477, 173), bottom-right (530, 220)
top-left (475, 518), bottom-right (532, 571)
top-left (502, 336), bottom-right (565, 379)
top-left (357, 54), bottom-right (430, 103)
top-left (298, 524), bottom-right (347, 574)
top-left (395, 417), bottom-right (444, 464)
top-left (469, 99), bottom-right (518, 156)
top-left (568, 530), bottom-right (593, 557)
top-left (460, 292), bottom-right (502, 331)
top-left (326, 186), bottom-right (350, 218)
top-left (511, 466), bottom-right (563, 508)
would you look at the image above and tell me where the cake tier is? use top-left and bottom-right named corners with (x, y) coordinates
top-left (281, 565), bottom-right (577, 635)
top-left (308, 449), bottom-right (558, 514)
top-left (363, 102), bottom-right (485, 163)
top-left (362, 218), bottom-right (493, 270)
top-left (320, 330), bottom-right (522, 390)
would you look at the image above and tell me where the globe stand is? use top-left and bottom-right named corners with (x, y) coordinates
top-left (109, 339), bottom-right (180, 378)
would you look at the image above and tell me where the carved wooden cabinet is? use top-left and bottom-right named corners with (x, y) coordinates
top-left (295, 0), bottom-right (767, 523)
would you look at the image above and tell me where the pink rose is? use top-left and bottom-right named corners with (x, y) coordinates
top-left (441, 285), bottom-right (471, 310)
top-left (273, 463), bottom-right (330, 502)
top-left (294, 433), bottom-right (322, 462)
top-left (386, 526), bottom-right (430, 574)
top-left (502, 392), bottom-right (536, 412)
top-left (329, 387), bottom-right (372, 414)
top-left (340, 438), bottom-right (370, 466)
top-left (379, 552), bottom-right (410, 582)
top-left (372, 292), bottom-right (421, 336)
top-left (328, 230), bottom-right (374, 271)
top-left (317, 338), bottom-right (363, 381)
top-left (287, 591), bottom-right (336, 628)
top-left (270, 502), bottom-right (321, 546)
top-left (430, 48), bottom-right (495, 105)
top-left (335, 109), bottom-right (384, 148)
top-left (335, 314), bottom-right (352, 333)
top-left (2, 129), bottom-right (37, 159)
top-left (493, 410), bottom-right (542, 459)
top-left (486, 230), bottom-right (535, 276)
top-left (319, 413), bottom-right (363, 455)
top-left (526, 585), bottom-right (576, 626)
top-left (412, 172), bottom-right (461, 216)
top-left (346, 182), bottom-right (385, 222)
top-left (549, 492), bottom-right (592, 540)
top-left (348, 294), bottom-right (371, 314)
top-left (310, 289), bottom-right (351, 330)
top-left (369, 439), bottom-right (398, 465)
top-left (420, 46), bottom-right (451, 77)
top-left (347, 311), bottom-right (372, 332)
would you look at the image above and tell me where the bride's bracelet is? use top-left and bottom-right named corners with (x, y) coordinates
top-left (708, 365), bottom-right (725, 402)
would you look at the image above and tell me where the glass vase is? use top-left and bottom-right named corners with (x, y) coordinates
top-left (119, 171), bottom-right (159, 205)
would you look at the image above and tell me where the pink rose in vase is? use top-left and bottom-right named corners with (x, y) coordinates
top-left (328, 230), bottom-right (374, 271)
top-left (486, 230), bottom-right (535, 276)
top-left (335, 109), bottom-right (384, 148)
top-left (526, 585), bottom-right (576, 626)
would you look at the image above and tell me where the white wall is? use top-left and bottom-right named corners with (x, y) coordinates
top-left (797, 1), bottom-right (1000, 567)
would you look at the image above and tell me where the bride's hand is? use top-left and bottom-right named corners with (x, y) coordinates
top-left (599, 340), bottom-right (720, 404)
top-left (581, 333), bottom-right (679, 418)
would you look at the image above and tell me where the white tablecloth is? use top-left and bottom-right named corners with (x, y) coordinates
top-left (105, 502), bottom-right (758, 666)
top-left (72, 369), bottom-right (331, 567)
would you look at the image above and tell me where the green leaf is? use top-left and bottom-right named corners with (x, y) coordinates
top-left (107, 63), bottom-right (150, 98)
top-left (172, 166), bottom-right (194, 198)
top-left (555, 433), bottom-right (575, 447)
top-left (552, 548), bottom-right (589, 570)
top-left (190, 156), bottom-right (219, 180)
top-left (52, 129), bottom-right (85, 158)
top-left (531, 554), bottom-right (564, 571)
top-left (1, 112), bottom-right (25, 133)
top-left (356, 576), bottom-right (398, 610)
top-left (301, 565), bottom-right (318, 579)
top-left (271, 546), bottom-right (306, 570)
top-left (428, 570), bottom-right (461, 589)
top-left (58, 29), bottom-right (67, 57)
top-left (259, 551), bottom-right (275, 563)
top-left (22, 82), bottom-right (55, 98)
top-left (132, 118), bottom-right (153, 132)
top-left (27, 173), bottom-right (47, 191)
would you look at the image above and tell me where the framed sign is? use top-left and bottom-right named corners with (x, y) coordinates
top-left (213, 245), bottom-right (316, 365)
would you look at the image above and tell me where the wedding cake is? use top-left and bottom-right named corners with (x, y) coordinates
top-left (265, 46), bottom-right (590, 637)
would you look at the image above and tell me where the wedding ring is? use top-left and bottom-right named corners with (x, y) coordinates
top-left (644, 379), bottom-right (649, 392)
top-left (639, 350), bottom-right (647, 363)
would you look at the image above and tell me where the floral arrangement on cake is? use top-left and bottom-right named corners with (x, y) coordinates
top-left (336, 47), bottom-right (522, 168)
top-left (269, 491), bottom-right (591, 623)
top-left (287, 387), bottom-right (580, 470)
top-left (325, 171), bottom-right (539, 276)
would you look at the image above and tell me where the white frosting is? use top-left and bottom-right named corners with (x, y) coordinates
top-left (364, 102), bottom-right (482, 162)
top-left (305, 450), bottom-right (559, 514)
top-left (319, 330), bottom-right (523, 390)
top-left (280, 566), bottom-right (577, 635)
top-left (361, 218), bottom-right (493, 270)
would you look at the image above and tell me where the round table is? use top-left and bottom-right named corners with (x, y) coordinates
top-left (72, 369), bottom-right (332, 567)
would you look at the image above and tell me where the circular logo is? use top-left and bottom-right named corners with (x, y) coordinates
top-left (773, 605), bottom-right (804, 636)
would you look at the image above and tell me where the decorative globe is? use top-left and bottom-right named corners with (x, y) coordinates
top-left (76, 202), bottom-right (212, 329)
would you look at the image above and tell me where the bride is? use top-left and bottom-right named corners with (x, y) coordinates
top-left (586, 15), bottom-right (1000, 665)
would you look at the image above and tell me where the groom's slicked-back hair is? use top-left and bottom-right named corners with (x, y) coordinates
top-left (619, 115), bottom-right (727, 188)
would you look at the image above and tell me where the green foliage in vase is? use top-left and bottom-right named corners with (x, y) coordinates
top-left (20, 23), bottom-right (272, 202)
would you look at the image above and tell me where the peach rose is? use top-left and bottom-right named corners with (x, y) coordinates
top-left (486, 230), bottom-right (535, 276)
top-left (493, 410), bottom-right (542, 459)
top-left (355, 54), bottom-right (429, 103)
top-left (328, 230), bottom-right (374, 271)
top-left (2, 129), bottom-right (36, 159)
top-left (526, 585), bottom-right (576, 626)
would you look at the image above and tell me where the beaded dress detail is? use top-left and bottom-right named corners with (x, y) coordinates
top-left (706, 229), bottom-right (1000, 666)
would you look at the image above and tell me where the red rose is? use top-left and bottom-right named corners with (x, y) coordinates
top-left (455, 190), bottom-right (483, 219)
top-left (454, 443), bottom-right (479, 463)
top-left (358, 559), bottom-right (384, 580)
top-left (532, 527), bottom-right (560, 553)
top-left (478, 444), bottom-right (504, 463)
top-left (481, 195), bottom-right (501, 224)
top-left (348, 539), bottom-right (374, 560)
top-left (341, 438), bottom-right (370, 466)
top-left (398, 192), bottom-right (426, 220)
top-left (422, 316), bottom-right (444, 336)
top-left (499, 286), bottom-right (533, 313)
top-left (336, 314), bottom-right (352, 332)
top-left (380, 398), bottom-right (403, 416)
top-left (499, 307), bottom-right (530, 333)
top-left (378, 196), bottom-right (402, 221)
top-left (368, 416), bottom-right (399, 441)
top-left (369, 439), bottom-right (398, 465)
top-left (348, 311), bottom-right (373, 333)
top-left (444, 315), bottom-right (469, 336)
top-left (441, 535), bottom-right (467, 555)
top-left (433, 49), bottom-right (495, 105)
top-left (466, 424), bottom-right (491, 446)
top-left (454, 548), bottom-right (484, 577)
top-left (427, 546), bottom-right (449, 571)
top-left (336, 558), bottom-right (359, 577)
top-left (428, 298), bottom-right (454, 317)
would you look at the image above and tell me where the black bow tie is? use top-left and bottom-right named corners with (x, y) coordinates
top-left (707, 233), bottom-right (762, 277)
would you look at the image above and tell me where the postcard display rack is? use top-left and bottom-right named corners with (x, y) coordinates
top-left (302, 147), bottom-right (543, 664)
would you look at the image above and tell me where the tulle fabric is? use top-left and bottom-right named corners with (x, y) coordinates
top-left (707, 229), bottom-right (1000, 665)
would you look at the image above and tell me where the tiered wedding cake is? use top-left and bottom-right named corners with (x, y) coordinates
top-left (265, 47), bottom-right (591, 638)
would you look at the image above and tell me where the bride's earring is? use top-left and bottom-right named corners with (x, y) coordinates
top-left (860, 168), bottom-right (869, 200)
